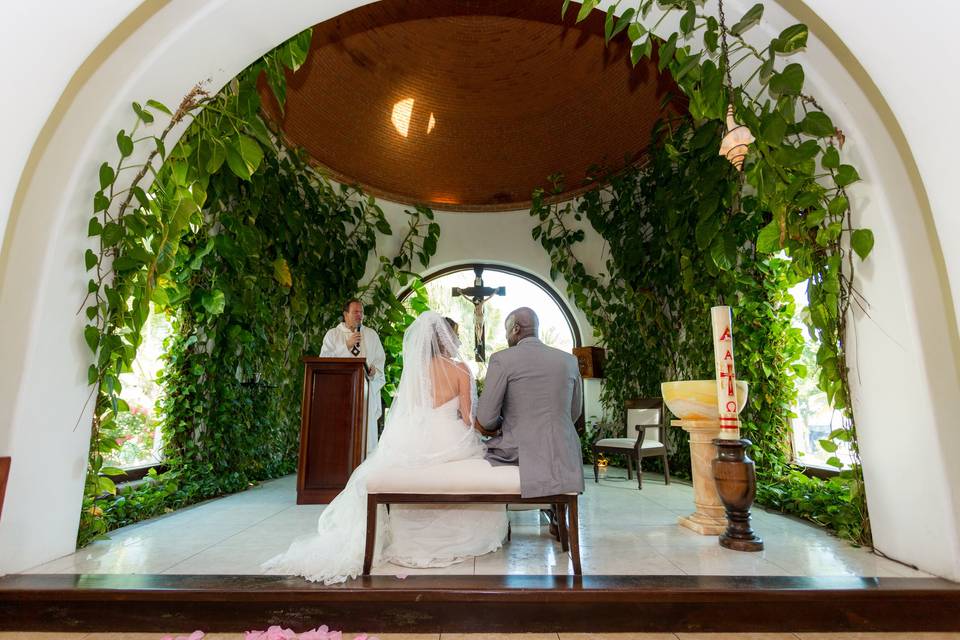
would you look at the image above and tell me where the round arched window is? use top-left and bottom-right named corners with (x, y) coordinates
top-left (402, 264), bottom-right (581, 379)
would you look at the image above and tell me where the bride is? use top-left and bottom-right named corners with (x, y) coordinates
top-left (265, 311), bottom-right (507, 583)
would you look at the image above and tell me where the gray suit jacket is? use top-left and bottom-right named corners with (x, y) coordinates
top-left (477, 337), bottom-right (585, 498)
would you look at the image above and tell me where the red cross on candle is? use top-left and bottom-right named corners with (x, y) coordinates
top-left (720, 363), bottom-right (736, 397)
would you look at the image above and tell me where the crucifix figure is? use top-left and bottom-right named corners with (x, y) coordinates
top-left (451, 265), bottom-right (505, 362)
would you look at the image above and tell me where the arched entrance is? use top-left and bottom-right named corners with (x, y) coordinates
top-left (0, 0), bottom-right (958, 581)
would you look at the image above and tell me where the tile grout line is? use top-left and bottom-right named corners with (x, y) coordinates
top-left (763, 555), bottom-right (801, 576)
top-left (647, 543), bottom-right (690, 576)
top-left (156, 494), bottom-right (303, 574)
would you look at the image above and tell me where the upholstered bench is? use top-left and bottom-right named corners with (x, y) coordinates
top-left (363, 458), bottom-right (582, 575)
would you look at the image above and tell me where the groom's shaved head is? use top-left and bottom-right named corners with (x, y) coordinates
top-left (508, 307), bottom-right (539, 331)
top-left (506, 307), bottom-right (539, 346)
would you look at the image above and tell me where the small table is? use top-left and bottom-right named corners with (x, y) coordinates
top-left (671, 419), bottom-right (727, 535)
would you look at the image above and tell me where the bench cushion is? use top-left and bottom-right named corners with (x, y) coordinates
top-left (366, 458), bottom-right (522, 494)
top-left (595, 437), bottom-right (664, 449)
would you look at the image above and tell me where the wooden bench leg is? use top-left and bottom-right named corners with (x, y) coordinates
top-left (362, 494), bottom-right (377, 576)
top-left (556, 502), bottom-right (569, 553)
top-left (592, 445), bottom-right (599, 483)
top-left (567, 496), bottom-right (582, 576)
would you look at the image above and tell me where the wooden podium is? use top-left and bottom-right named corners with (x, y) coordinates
top-left (297, 357), bottom-right (370, 504)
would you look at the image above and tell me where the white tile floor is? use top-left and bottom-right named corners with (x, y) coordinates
top-left (22, 468), bottom-right (931, 578)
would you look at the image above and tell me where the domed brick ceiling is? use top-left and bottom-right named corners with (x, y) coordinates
top-left (260, 0), bottom-right (685, 211)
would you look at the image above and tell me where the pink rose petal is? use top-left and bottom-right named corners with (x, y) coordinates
top-left (238, 624), bottom-right (376, 640)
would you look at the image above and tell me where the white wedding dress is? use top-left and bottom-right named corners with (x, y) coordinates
top-left (264, 312), bottom-right (507, 584)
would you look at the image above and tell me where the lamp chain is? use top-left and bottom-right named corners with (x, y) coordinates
top-left (717, 0), bottom-right (735, 104)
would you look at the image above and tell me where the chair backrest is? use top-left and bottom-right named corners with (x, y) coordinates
top-left (625, 398), bottom-right (664, 445)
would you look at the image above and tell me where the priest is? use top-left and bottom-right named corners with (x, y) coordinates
top-left (320, 299), bottom-right (386, 455)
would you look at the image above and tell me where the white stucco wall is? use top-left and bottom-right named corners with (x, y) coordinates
top-left (0, 1), bottom-right (144, 255)
top-left (800, 0), bottom-right (960, 338)
top-left (0, 0), bottom-right (958, 580)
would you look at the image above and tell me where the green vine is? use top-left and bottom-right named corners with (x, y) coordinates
top-left (78, 30), bottom-right (440, 545)
top-left (544, 0), bottom-right (872, 543)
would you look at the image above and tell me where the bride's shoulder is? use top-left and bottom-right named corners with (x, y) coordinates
top-left (439, 357), bottom-right (471, 377)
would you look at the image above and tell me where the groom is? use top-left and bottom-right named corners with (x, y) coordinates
top-left (475, 307), bottom-right (585, 499)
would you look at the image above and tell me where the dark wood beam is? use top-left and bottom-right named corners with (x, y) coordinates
top-left (2, 574), bottom-right (959, 633)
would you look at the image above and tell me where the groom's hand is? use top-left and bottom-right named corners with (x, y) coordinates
top-left (473, 417), bottom-right (500, 437)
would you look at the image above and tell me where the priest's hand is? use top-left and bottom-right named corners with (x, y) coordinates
top-left (346, 331), bottom-right (361, 349)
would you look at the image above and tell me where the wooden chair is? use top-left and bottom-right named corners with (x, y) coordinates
top-left (592, 397), bottom-right (670, 490)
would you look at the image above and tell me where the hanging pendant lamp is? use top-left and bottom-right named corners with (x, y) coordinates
top-left (717, 0), bottom-right (754, 171)
top-left (719, 104), bottom-right (755, 171)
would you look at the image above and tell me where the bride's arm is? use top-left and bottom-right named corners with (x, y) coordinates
top-left (456, 363), bottom-right (473, 427)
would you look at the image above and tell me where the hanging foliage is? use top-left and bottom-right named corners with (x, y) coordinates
top-left (538, 0), bottom-right (873, 543)
top-left (78, 30), bottom-right (440, 545)
top-left (533, 119), bottom-right (866, 542)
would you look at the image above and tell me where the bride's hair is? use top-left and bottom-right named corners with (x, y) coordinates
top-left (436, 317), bottom-right (459, 358)
top-left (432, 317), bottom-right (456, 358)
top-left (375, 310), bottom-right (478, 466)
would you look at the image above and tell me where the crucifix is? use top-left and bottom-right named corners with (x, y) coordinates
top-left (452, 265), bottom-right (505, 362)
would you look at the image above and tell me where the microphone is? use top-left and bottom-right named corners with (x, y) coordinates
top-left (351, 321), bottom-right (361, 356)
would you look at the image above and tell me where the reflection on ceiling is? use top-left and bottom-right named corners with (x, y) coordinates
top-left (391, 98), bottom-right (415, 138)
top-left (260, 0), bottom-right (686, 211)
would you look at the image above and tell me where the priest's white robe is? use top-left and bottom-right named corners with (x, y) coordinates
top-left (320, 322), bottom-right (386, 455)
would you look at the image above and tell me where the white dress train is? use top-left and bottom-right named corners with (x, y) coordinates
top-left (264, 312), bottom-right (507, 585)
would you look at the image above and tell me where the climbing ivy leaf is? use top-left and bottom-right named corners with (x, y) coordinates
top-left (99, 163), bottom-right (115, 190)
top-left (731, 3), bottom-right (763, 35)
top-left (116, 130), bottom-right (134, 157)
top-left (769, 64), bottom-right (804, 95)
top-left (756, 219), bottom-right (782, 253)
top-left (801, 111), bottom-right (834, 137)
top-left (771, 24), bottom-right (808, 54)
top-left (201, 289), bottom-right (225, 315)
top-left (835, 164), bottom-right (861, 187)
top-left (851, 229), bottom-right (874, 260)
